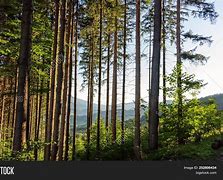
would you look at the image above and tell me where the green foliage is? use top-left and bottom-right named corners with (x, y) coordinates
top-left (0, 138), bottom-right (34, 161)
top-left (0, 1), bottom-right (21, 77)
top-left (160, 99), bottom-right (221, 145)
top-left (166, 66), bottom-right (205, 98)
top-left (181, 50), bottom-right (209, 65)
top-left (183, 30), bottom-right (212, 46)
top-left (160, 67), bottom-right (221, 145)
top-left (74, 119), bottom-right (136, 160)
top-left (186, 100), bottom-right (221, 140)
top-left (146, 136), bottom-right (219, 160)
top-left (185, 0), bottom-right (218, 22)
top-left (0, 138), bottom-right (13, 160)
top-left (73, 113), bottom-right (222, 160)
top-left (0, 0), bottom-right (221, 161)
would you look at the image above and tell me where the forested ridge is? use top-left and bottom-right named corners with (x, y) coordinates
top-left (0, 0), bottom-right (222, 161)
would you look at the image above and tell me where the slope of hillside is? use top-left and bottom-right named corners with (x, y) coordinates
top-left (200, 93), bottom-right (223, 110)
top-left (70, 93), bottom-right (223, 129)
top-left (70, 97), bottom-right (106, 116)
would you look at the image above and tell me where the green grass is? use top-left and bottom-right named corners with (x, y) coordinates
top-left (145, 135), bottom-right (222, 160)
top-left (1, 134), bottom-right (222, 161)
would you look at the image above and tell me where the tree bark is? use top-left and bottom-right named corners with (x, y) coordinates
top-left (89, 35), bottom-right (94, 129)
top-left (148, 13), bottom-right (152, 109)
top-left (105, 34), bottom-right (110, 135)
top-left (29, 96), bottom-right (34, 141)
top-left (86, 57), bottom-right (91, 160)
top-left (24, 74), bottom-right (30, 149)
top-left (121, 0), bottom-right (127, 146)
top-left (0, 78), bottom-right (6, 142)
top-left (134, 0), bottom-right (141, 160)
top-left (6, 78), bottom-right (13, 140)
top-left (34, 78), bottom-right (43, 161)
top-left (34, 83), bottom-right (39, 159)
top-left (72, 0), bottom-right (78, 161)
top-left (11, 69), bottom-right (18, 141)
top-left (51, 0), bottom-right (66, 161)
top-left (44, 80), bottom-right (50, 151)
top-left (58, 0), bottom-right (72, 161)
top-left (176, 0), bottom-right (183, 145)
top-left (149, 0), bottom-right (162, 150)
top-left (86, 34), bottom-right (94, 160)
top-left (96, 0), bottom-right (103, 155)
top-left (111, 0), bottom-right (118, 144)
top-left (44, 0), bottom-right (59, 161)
top-left (13, 0), bottom-right (33, 153)
top-left (162, 0), bottom-right (166, 106)
top-left (65, 0), bottom-right (75, 161)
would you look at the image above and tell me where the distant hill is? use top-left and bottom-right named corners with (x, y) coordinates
top-left (200, 93), bottom-right (223, 110)
top-left (70, 97), bottom-right (136, 128)
top-left (70, 97), bottom-right (106, 116)
top-left (117, 101), bottom-right (135, 110)
top-left (70, 93), bottom-right (223, 129)
top-left (71, 109), bottom-right (135, 129)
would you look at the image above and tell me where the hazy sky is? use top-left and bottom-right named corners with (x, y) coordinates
top-left (183, 0), bottom-right (223, 98)
top-left (73, 0), bottom-right (223, 105)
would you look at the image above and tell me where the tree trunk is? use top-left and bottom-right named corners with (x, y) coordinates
top-left (65, 0), bottom-right (75, 161)
top-left (89, 35), bottom-right (94, 129)
top-left (148, 14), bottom-right (152, 109)
top-left (96, 0), bottom-right (103, 155)
top-left (149, 0), bottom-right (162, 150)
top-left (134, 0), bottom-right (141, 160)
top-left (25, 74), bottom-right (30, 149)
top-left (6, 78), bottom-right (13, 140)
top-left (0, 78), bottom-right (6, 141)
top-left (111, 0), bottom-right (118, 144)
top-left (34, 78), bottom-right (43, 161)
top-left (58, 0), bottom-right (72, 161)
top-left (0, 79), bottom-right (3, 126)
top-left (176, 0), bottom-right (183, 145)
top-left (34, 83), bottom-right (39, 159)
top-left (44, 80), bottom-right (50, 153)
top-left (44, 0), bottom-right (59, 161)
top-left (86, 35), bottom-right (94, 160)
top-left (89, 81), bottom-right (94, 129)
top-left (121, 0), bottom-right (127, 147)
top-left (105, 34), bottom-right (110, 134)
top-left (11, 69), bottom-right (18, 141)
top-left (72, 0), bottom-right (78, 161)
top-left (51, 0), bottom-right (66, 161)
top-left (29, 96), bottom-right (34, 141)
top-left (162, 0), bottom-right (166, 105)
top-left (86, 69), bottom-right (90, 160)
top-left (13, 0), bottom-right (33, 153)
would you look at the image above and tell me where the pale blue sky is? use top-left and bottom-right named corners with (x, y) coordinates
top-left (182, 0), bottom-right (223, 98)
top-left (73, 0), bottom-right (223, 105)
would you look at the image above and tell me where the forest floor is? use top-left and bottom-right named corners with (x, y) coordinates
top-left (144, 135), bottom-right (223, 161)
top-left (1, 135), bottom-right (222, 161)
